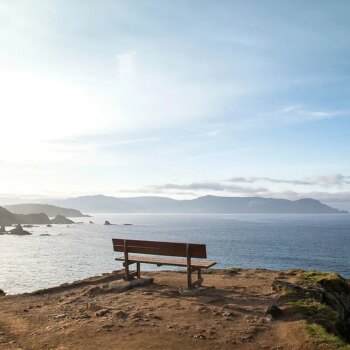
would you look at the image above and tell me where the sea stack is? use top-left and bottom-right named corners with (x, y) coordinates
top-left (51, 215), bottom-right (75, 224)
top-left (9, 224), bottom-right (31, 235)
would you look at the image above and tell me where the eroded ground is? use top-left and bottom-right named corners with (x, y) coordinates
top-left (0, 269), bottom-right (337, 349)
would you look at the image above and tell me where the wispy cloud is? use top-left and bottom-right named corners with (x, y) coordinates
top-left (276, 106), bottom-right (348, 123)
top-left (228, 174), bottom-right (350, 187)
top-left (225, 106), bottom-right (350, 131)
top-left (152, 182), bottom-right (267, 194)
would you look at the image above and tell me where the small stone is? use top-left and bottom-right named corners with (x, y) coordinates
top-left (222, 311), bottom-right (234, 317)
top-left (114, 310), bottom-right (128, 319)
top-left (194, 334), bottom-right (206, 339)
top-left (101, 324), bottom-right (115, 330)
top-left (194, 305), bottom-right (208, 312)
top-left (95, 309), bottom-right (110, 317)
top-left (53, 314), bottom-right (67, 319)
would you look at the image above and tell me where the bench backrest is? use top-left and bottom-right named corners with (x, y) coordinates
top-left (112, 238), bottom-right (207, 259)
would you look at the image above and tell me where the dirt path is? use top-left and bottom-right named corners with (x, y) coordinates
top-left (0, 269), bottom-right (317, 349)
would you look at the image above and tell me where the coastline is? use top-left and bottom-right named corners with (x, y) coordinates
top-left (1, 268), bottom-right (349, 349)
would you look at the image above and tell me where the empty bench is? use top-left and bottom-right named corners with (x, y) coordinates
top-left (112, 238), bottom-right (216, 289)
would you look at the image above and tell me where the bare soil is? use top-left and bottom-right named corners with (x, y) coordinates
top-left (0, 269), bottom-right (323, 349)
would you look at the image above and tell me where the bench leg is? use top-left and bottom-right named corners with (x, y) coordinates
top-left (187, 267), bottom-right (203, 289)
top-left (124, 262), bottom-right (129, 280)
top-left (187, 266), bottom-right (192, 289)
top-left (136, 262), bottom-right (141, 278)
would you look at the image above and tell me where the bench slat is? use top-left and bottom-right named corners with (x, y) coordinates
top-left (112, 239), bottom-right (207, 258)
top-left (115, 254), bottom-right (216, 269)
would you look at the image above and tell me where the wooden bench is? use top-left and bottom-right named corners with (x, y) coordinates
top-left (112, 238), bottom-right (216, 289)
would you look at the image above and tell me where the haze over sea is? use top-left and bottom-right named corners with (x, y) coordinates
top-left (1, 213), bottom-right (349, 295)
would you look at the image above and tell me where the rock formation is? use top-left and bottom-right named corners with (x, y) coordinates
top-left (50, 215), bottom-right (75, 224)
top-left (0, 206), bottom-right (51, 225)
top-left (9, 224), bottom-right (31, 235)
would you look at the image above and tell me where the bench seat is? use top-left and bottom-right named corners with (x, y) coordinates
top-left (116, 254), bottom-right (216, 269)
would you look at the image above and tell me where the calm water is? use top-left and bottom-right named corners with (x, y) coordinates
top-left (0, 214), bottom-right (349, 294)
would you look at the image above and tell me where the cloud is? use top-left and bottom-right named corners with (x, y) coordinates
top-left (225, 106), bottom-right (350, 131)
top-left (228, 174), bottom-right (350, 187)
top-left (277, 106), bottom-right (348, 123)
top-left (115, 174), bottom-right (350, 210)
top-left (120, 181), bottom-right (269, 197)
top-left (153, 182), bottom-right (267, 193)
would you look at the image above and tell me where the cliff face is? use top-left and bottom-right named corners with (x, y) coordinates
top-left (0, 206), bottom-right (18, 225)
top-left (0, 206), bottom-right (51, 225)
top-left (273, 270), bottom-right (350, 343)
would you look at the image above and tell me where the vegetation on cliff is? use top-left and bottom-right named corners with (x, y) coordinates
top-left (274, 270), bottom-right (350, 349)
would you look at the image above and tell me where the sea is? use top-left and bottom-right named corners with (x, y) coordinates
top-left (0, 213), bottom-right (349, 295)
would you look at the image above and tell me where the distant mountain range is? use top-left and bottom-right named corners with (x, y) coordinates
top-left (52, 195), bottom-right (348, 214)
top-left (4, 204), bottom-right (88, 218)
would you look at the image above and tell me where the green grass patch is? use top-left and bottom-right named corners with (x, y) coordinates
top-left (294, 270), bottom-right (349, 294)
top-left (287, 299), bottom-right (338, 324)
top-left (287, 299), bottom-right (350, 348)
top-left (296, 270), bottom-right (340, 286)
top-left (305, 323), bottom-right (350, 350)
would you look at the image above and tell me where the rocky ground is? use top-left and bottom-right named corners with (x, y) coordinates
top-left (0, 268), bottom-right (349, 350)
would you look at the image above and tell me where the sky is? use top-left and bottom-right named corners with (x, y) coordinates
top-left (0, 0), bottom-right (350, 209)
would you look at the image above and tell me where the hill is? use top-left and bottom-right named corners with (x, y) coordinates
top-left (52, 194), bottom-right (348, 214)
top-left (0, 206), bottom-right (51, 225)
top-left (4, 203), bottom-right (88, 218)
